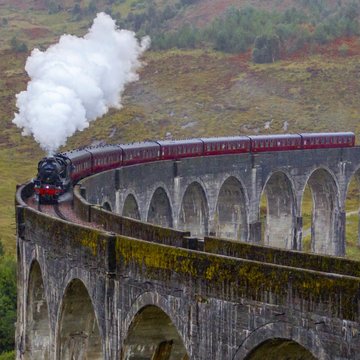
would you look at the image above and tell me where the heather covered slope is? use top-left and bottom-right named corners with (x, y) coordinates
top-left (0, 0), bottom-right (359, 256)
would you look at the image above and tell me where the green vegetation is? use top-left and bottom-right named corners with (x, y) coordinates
top-left (0, 243), bottom-right (16, 356)
top-left (145, 3), bottom-right (360, 62)
top-left (0, 351), bottom-right (15, 360)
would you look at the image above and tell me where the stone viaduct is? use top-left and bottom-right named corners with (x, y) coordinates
top-left (15, 147), bottom-right (360, 359)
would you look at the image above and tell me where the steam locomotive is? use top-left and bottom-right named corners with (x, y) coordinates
top-left (34, 132), bottom-right (355, 204)
top-left (34, 154), bottom-right (73, 203)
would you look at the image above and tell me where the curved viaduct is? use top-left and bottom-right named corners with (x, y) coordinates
top-left (16, 147), bottom-right (360, 359)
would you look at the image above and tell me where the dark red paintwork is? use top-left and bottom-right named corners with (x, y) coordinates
top-left (157, 139), bottom-right (204, 160)
top-left (90, 145), bottom-right (122, 173)
top-left (249, 134), bottom-right (302, 152)
top-left (121, 142), bottom-right (160, 165)
top-left (65, 149), bottom-right (92, 182)
top-left (201, 136), bottom-right (250, 156)
top-left (300, 132), bottom-right (355, 150)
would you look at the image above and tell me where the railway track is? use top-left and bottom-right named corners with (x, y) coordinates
top-left (35, 200), bottom-right (68, 221)
top-left (53, 203), bottom-right (68, 221)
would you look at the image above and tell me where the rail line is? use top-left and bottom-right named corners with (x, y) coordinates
top-left (53, 204), bottom-right (68, 221)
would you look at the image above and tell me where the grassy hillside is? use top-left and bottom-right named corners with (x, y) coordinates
top-left (0, 0), bottom-right (360, 258)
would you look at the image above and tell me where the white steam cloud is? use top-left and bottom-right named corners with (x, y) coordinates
top-left (13, 12), bottom-right (150, 155)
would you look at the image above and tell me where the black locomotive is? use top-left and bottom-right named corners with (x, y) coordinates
top-left (34, 154), bottom-right (73, 203)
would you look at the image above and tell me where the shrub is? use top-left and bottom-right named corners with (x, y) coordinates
top-left (0, 351), bottom-right (15, 360)
top-left (252, 34), bottom-right (280, 63)
top-left (0, 255), bottom-right (16, 354)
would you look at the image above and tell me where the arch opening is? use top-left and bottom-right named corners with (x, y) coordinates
top-left (179, 182), bottom-right (209, 237)
top-left (121, 305), bottom-right (188, 360)
top-left (123, 194), bottom-right (140, 220)
top-left (25, 261), bottom-right (51, 360)
top-left (214, 177), bottom-right (248, 241)
top-left (260, 172), bottom-right (295, 249)
top-left (302, 169), bottom-right (339, 254)
top-left (147, 187), bottom-right (173, 228)
top-left (58, 279), bottom-right (102, 359)
top-left (245, 338), bottom-right (316, 360)
top-left (301, 184), bottom-right (312, 252)
top-left (345, 172), bottom-right (360, 259)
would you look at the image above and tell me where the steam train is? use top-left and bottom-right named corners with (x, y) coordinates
top-left (34, 132), bottom-right (355, 203)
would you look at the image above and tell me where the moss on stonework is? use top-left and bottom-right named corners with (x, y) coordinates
top-left (23, 207), bottom-right (107, 257)
top-left (19, 206), bottom-right (360, 322)
top-left (115, 234), bottom-right (360, 321)
top-left (204, 237), bottom-right (360, 278)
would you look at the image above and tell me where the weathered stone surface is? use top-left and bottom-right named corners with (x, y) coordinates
top-left (16, 147), bottom-right (360, 359)
top-left (82, 147), bottom-right (360, 256)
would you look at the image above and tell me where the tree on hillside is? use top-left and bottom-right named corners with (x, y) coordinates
top-left (252, 34), bottom-right (280, 63)
top-left (10, 37), bottom-right (28, 53)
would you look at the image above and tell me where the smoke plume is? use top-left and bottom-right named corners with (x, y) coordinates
top-left (13, 12), bottom-right (150, 155)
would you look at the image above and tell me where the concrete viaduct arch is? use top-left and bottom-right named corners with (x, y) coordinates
top-left (234, 321), bottom-right (327, 360)
top-left (25, 260), bottom-right (51, 359)
top-left (16, 146), bottom-right (360, 359)
top-left (121, 292), bottom-right (189, 359)
top-left (260, 170), bottom-right (296, 249)
top-left (57, 279), bottom-right (103, 359)
top-left (215, 176), bottom-right (249, 241)
top-left (147, 187), bottom-right (173, 228)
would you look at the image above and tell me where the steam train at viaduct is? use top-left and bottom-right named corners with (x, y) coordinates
top-left (34, 132), bottom-right (355, 203)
